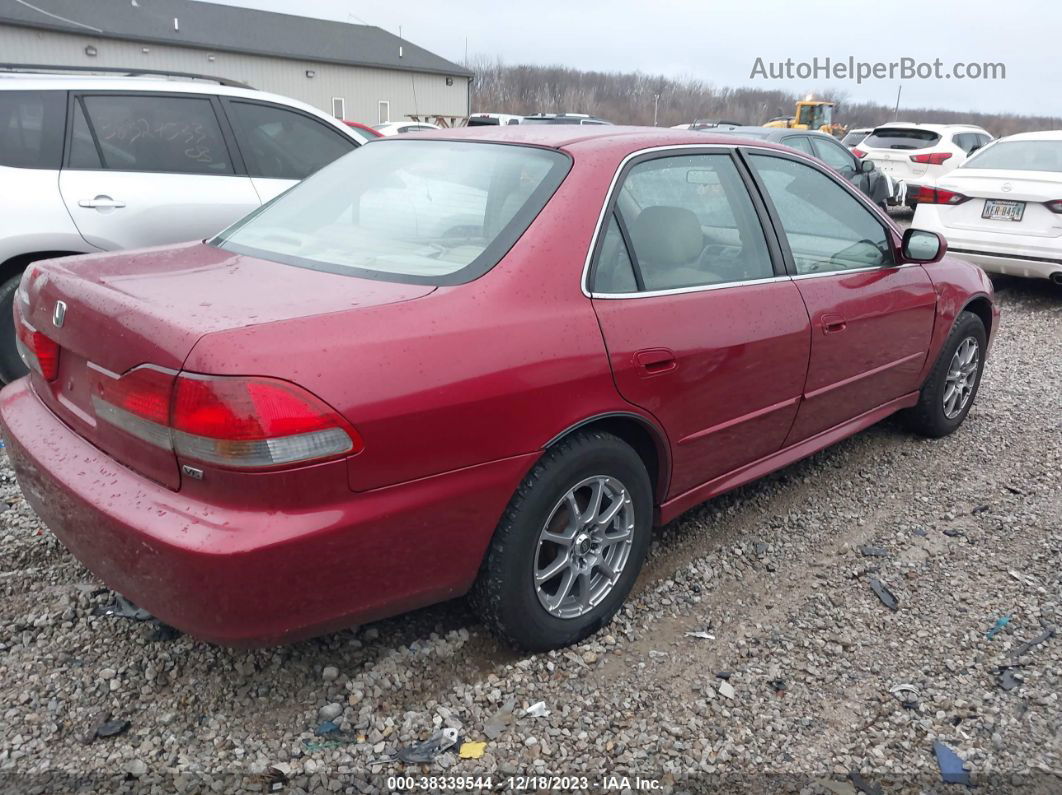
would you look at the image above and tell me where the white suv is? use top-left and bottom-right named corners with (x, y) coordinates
top-left (854, 123), bottom-right (993, 206)
top-left (0, 71), bottom-right (363, 382)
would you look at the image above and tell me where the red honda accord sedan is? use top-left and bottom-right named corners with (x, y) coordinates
top-left (0, 126), bottom-right (998, 650)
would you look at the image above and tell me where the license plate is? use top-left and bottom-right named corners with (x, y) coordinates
top-left (982, 199), bottom-right (1025, 222)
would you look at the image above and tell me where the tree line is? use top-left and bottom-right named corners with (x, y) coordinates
top-left (467, 58), bottom-right (1061, 136)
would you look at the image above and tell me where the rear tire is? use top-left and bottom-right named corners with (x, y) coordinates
top-left (0, 272), bottom-right (27, 384)
top-left (904, 311), bottom-right (987, 438)
top-left (472, 431), bottom-right (652, 651)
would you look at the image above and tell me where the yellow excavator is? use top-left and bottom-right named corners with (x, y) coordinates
top-left (764, 98), bottom-right (847, 137)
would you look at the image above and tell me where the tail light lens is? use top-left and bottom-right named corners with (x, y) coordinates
top-left (13, 303), bottom-right (59, 381)
top-left (910, 152), bottom-right (953, 165)
top-left (1045, 200), bottom-right (1062, 214)
top-left (914, 186), bottom-right (969, 206)
top-left (93, 367), bottom-right (362, 470)
top-left (852, 148), bottom-right (867, 159)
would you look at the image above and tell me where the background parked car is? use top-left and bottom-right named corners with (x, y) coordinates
top-left (0, 72), bottom-right (363, 383)
top-left (373, 121), bottom-right (441, 136)
top-left (913, 131), bottom-right (1062, 283)
top-left (854, 123), bottom-right (993, 206)
top-left (841, 127), bottom-right (872, 148)
top-left (713, 126), bottom-right (889, 207)
top-left (467, 113), bottom-right (523, 126)
top-left (342, 120), bottom-right (383, 142)
top-left (522, 113), bottom-right (612, 125)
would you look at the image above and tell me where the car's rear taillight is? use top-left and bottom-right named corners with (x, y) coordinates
top-left (910, 152), bottom-right (952, 165)
top-left (172, 375), bottom-right (360, 467)
top-left (92, 368), bottom-right (361, 470)
top-left (13, 303), bottom-right (59, 381)
top-left (914, 186), bottom-right (969, 205)
top-left (852, 148), bottom-right (867, 159)
top-left (1045, 200), bottom-right (1062, 214)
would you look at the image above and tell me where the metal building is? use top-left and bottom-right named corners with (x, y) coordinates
top-left (0, 0), bottom-right (472, 124)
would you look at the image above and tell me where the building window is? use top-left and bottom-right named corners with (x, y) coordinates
top-left (331, 97), bottom-right (345, 120)
top-left (378, 100), bottom-right (390, 124)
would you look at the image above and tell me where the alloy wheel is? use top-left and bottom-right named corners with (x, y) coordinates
top-left (533, 475), bottom-right (635, 619)
top-left (943, 336), bottom-right (980, 419)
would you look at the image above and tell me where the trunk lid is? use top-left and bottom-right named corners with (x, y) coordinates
top-left (934, 170), bottom-right (1062, 238)
top-left (20, 242), bottom-right (434, 488)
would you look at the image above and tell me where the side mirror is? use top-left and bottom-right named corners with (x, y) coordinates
top-left (902, 228), bottom-right (947, 263)
top-left (858, 159), bottom-right (875, 173)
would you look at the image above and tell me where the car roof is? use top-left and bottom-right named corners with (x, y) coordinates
top-left (873, 122), bottom-right (986, 133)
top-left (0, 72), bottom-right (358, 136)
top-left (372, 124), bottom-right (795, 157)
top-left (994, 130), bottom-right (1062, 142)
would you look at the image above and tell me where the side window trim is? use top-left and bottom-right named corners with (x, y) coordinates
top-left (63, 90), bottom-right (239, 176)
top-left (585, 145), bottom-right (790, 296)
top-left (737, 147), bottom-right (897, 278)
top-left (611, 209), bottom-right (646, 291)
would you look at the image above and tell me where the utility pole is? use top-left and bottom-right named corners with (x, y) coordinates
top-left (653, 93), bottom-right (660, 126)
top-left (894, 84), bottom-right (902, 120)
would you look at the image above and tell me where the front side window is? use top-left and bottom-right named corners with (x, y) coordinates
top-left (77, 94), bottom-right (233, 174)
top-left (600, 153), bottom-right (773, 292)
top-left (226, 101), bottom-right (355, 180)
top-left (0, 90), bottom-right (65, 169)
top-left (215, 140), bottom-right (571, 284)
top-left (749, 154), bottom-right (893, 275)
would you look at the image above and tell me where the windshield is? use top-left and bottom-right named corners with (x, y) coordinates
top-left (964, 140), bottom-right (1062, 172)
top-left (214, 140), bottom-right (571, 284)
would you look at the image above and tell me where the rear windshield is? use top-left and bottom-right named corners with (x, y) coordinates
top-left (0, 90), bottom-right (65, 169)
top-left (467, 117), bottom-right (500, 126)
top-left (214, 140), bottom-right (571, 285)
top-left (963, 140), bottom-right (1062, 172)
top-left (862, 128), bottom-right (941, 150)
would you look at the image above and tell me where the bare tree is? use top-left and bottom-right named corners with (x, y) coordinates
top-left (465, 57), bottom-right (1062, 136)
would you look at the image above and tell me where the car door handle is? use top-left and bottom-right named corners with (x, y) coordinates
top-left (78, 196), bottom-right (126, 209)
top-left (820, 314), bottom-right (847, 334)
top-left (634, 348), bottom-right (677, 375)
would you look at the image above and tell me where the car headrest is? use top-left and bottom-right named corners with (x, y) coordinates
top-left (628, 206), bottom-right (703, 266)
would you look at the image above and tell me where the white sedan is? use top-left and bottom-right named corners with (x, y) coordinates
top-left (912, 131), bottom-right (1062, 283)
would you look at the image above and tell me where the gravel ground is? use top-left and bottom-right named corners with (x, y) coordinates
top-left (0, 276), bottom-right (1059, 794)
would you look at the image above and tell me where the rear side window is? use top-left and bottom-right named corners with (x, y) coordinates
top-left (76, 94), bottom-right (233, 174)
top-left (863, 128), bottom-right (941, 150)
top-left (226, 101), bottom-right (355, 180)
top-left (782, 136), bottom-right (814, 155)
top-left (605, 153), bottom-right (774, 292)
top-left (0, 90), bottom-right (65, 169)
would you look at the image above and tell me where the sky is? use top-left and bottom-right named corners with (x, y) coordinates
top-left (205, 0), bottom-right (1060, 118)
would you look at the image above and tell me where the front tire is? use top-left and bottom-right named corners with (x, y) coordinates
top-left (473, 431), bottom-right (652, 651)
top-left (904, 310), bottom-right (987, 437)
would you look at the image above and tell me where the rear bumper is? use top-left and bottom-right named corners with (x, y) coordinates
top-left (947, 249), bottom-right (1062, 280)
top-left (0, 379), bottom-right (535, 646)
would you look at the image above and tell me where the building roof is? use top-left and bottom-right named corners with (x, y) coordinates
top-left (0, 0), bottom-right (472, 78)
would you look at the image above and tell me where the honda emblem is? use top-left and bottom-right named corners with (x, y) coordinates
top-left (53, 300), bottom-right (66, 328)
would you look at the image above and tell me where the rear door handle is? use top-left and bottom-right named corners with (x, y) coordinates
top-left (78, 195), bottom-right (126, 209)
top-left (634, 348), bottom-right (677, 375)
top-left (820, 314), bottom-right (847, 334)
